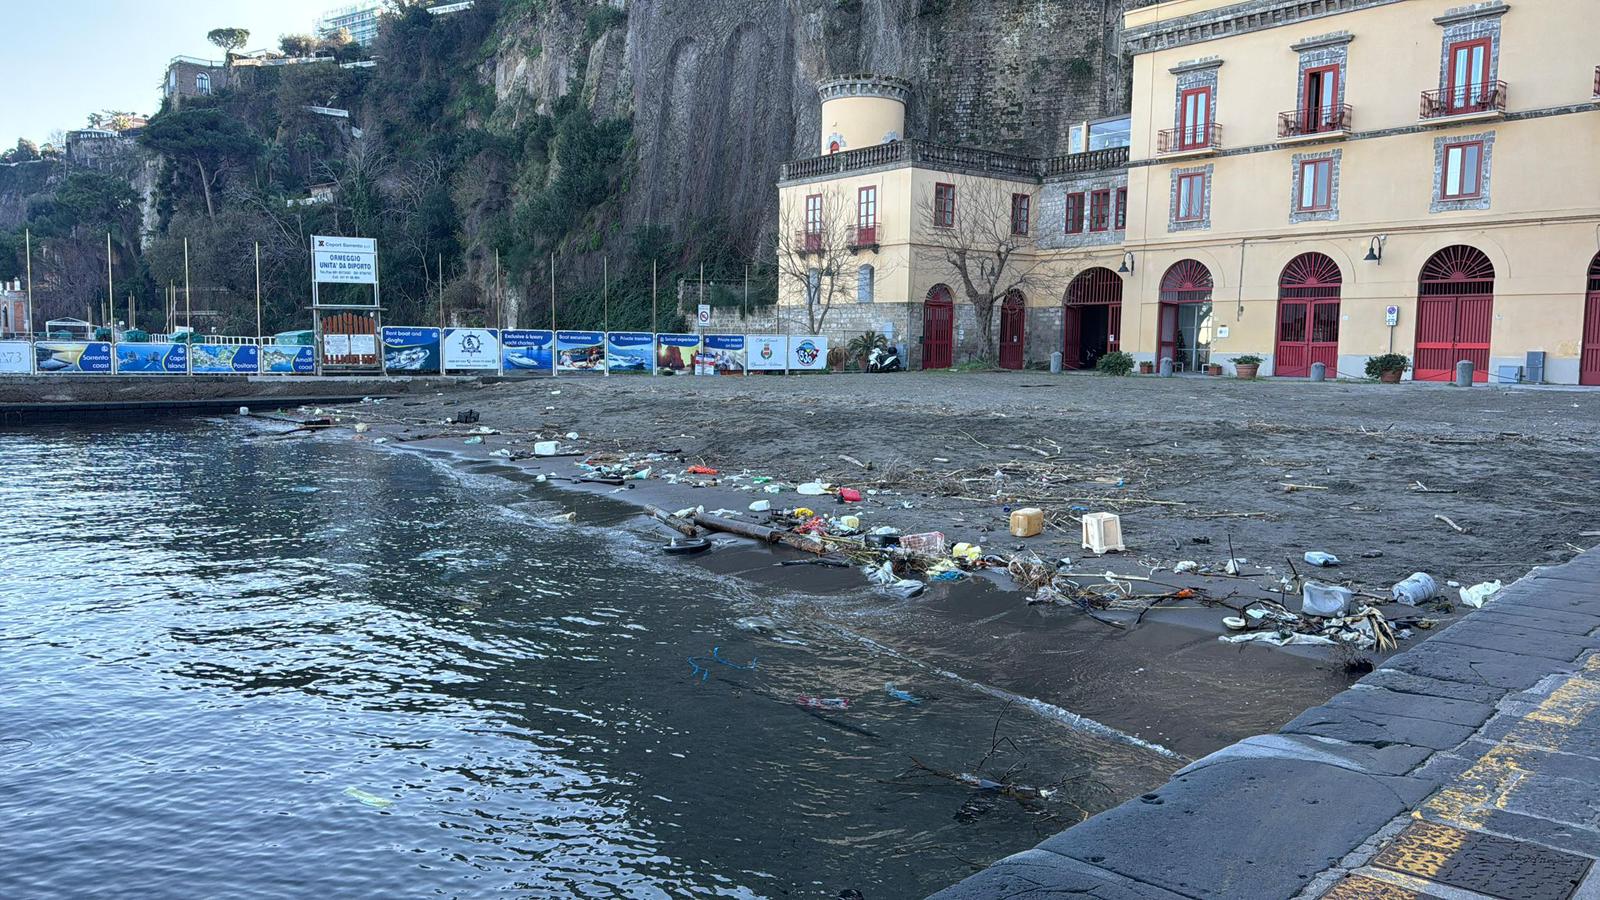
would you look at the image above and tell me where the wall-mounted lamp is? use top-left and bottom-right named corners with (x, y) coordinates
top-left (1363, 235), bottom-right (1387, 264)
top-left (1117, 252), bottom-right (1135, 275)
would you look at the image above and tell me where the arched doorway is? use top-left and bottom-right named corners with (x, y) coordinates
top-left (1583, 254), bottom-right (1600, 385)
top-left (922, 284), bottom-right (955, 369)
top-left (998, 290), bottom-right (1025, 369)
top-left (1062, 268), bottom-right (1122, 370)
top-left (1416, 245), bottom-right (1494, 382)
top-left (1157, 260), bottom-right (1214, 372)
top-left (1275, 253), bottom-right (1342, 377)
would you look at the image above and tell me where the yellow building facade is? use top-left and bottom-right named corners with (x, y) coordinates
top-left (775, 0), bottom-right (1600, 384)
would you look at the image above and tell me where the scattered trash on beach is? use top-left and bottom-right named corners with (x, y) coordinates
top-left (885, 683), bottom-right (923, 705)
top-left (1391, 572), bottom-right (1438, 606)
top-left (1460, 580), bottom-right (1503, 608)
top-left (1302, 551), bottom-right (1340, 567)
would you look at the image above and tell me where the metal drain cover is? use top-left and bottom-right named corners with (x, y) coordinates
top-left (1373, 821), bottom-right (1591, 900)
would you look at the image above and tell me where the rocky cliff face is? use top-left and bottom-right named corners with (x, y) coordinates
top-left (488, 0), bottom-right (1126, 247)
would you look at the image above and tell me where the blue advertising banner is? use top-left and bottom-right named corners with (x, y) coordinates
top-left (698, 335), bottom-right (746, 375)
top-left (192, 344), bottom-right (260, 374)
top-left (656, 333), bottom-right (700, 375)
top-left (261, 344), bottom-right (317, 374)
top-left (606, 332), bottom-right (654, 374)
top-left (114, 342), bottom-right (188, 374)
top-left (556, 330), bottom-right (605, 375)
top-left (502, 330), bottom-right (554, 375)
top-left (382, 327), bottom-right (442, 374)
top-left (35, 341), bottom-right (112, 373)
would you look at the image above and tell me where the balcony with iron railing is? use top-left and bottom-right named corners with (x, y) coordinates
top-left (851, 224), bottom-right (879, 250)
top-left (780, 139), bottom-right (1128, 183)
top-left (1277, 104), bottom-right (1352, 143)
top-left (1156, 123), bottom-right (1222, 157)
top-left (1420, 82), bottom-right (1507, 122)
top-left (795, 231), bottom-right (823, 254)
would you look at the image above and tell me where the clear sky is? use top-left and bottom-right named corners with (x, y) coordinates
top-left (0, 0), bottom-right (340, 145)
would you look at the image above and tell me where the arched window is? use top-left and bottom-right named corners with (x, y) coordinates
top-left (1416, 245), bottom-right (1495, 382)
top-left (196, 73), bottom-right (211, 94)
top-left (857, 265), bottom-right (874, 303)
top-left (1159, 259), bottom-right (1213, 303)
top-left (829, 140), bottom-right (841, 154)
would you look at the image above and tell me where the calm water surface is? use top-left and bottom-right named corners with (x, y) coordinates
top-left (0, 422), bottom-right (1171, 898)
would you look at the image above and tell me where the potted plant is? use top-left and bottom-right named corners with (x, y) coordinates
top-left (846, 331), bottom-right (889, 371)
top-left (1365, 353), bottom-right (1409, 383)
top-left (1206, 362), bottom-right (1223, 376)
top-left (1095, 350), bottom-right (1135, 376)
top-left (1233, 354), bottom-right (1264, 379)
top-left (1138, 360), bottom-right (1154, 375)
top-left (826, 345), bottom-right (849, 373)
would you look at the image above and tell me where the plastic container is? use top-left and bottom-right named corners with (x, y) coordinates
top-left (1303, 551), bottom-right (1340, 567)
top-left (838, 488), bottom-right (862, 502)
top-left (899, 531), bottom-right (947, 557)
top-left (1009, 507), bottom-right (1044, 538)
top-left (1391, 572), bottom-right (1438, 606)
top-left (1302, 581), bottom-right (1353, 617)
top-left (748, 500), bottom-right (771, 513)
top-left (533, 441), bottom-right (560, 456)
top-left (1081, 512), bottom-right (1125, 554)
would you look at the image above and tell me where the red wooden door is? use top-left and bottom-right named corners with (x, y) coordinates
top-left (1061, 306), bottom-right (1083, 369)
top-left (1583, 291), bottom-right (1600, 386)
top-left (998, 293), bottom-right (1025, 369)
top-left (1275, 253), bottom-right (1342, 377)
top-left (1158, 304), bottom-right (1178, 365)
top-left (922, 287), bottom-right (954, 369)
top-left (1416, 246), bottom-right (1494, 382)
top-left (1107, 304), bottom-right (1122, 353)
top-left (1276, 301), bottom-right (1311, 377)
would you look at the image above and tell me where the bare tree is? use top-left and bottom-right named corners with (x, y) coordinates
top-left (916, 177), bottom-right (1069, 360)
top-left (773, 187), bottom-right (859, 335)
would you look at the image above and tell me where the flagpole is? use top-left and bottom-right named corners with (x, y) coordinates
top-left (183, 238), bottom-right (193, 375)
top-left (254, 241), bottom-right (262, 348)
top-left (495, 248), bottom-right (502, 330)
top-left (438, 253), bottom-right (445, 331)
top-left (106, 232), bottom-right (114, 343)
top-left (23, 228), bottom-right (33, 340)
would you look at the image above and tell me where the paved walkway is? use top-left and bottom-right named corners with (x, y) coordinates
top-left (931, 549), bottom-right (1600, 900)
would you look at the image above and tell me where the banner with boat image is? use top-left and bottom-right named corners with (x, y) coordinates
top-left (381, 327), bottom-right (442, 374)
top-left (655, 334), bottom-right (700, 375)
top-left (35, 341), bottom-right (112, 373)
top-left (442, 328), bottom-right (500, 372)
top-left (697, 335), bottom-right (746, 375)
top-left (556, 331), bottom-right (605, 375)
top-left (114, 343), bottom-right (188, 374)
top-left (501, 330), bottom-right (553, 375)
top-left (606, 332), bottom-right (654, 374)
top-left (191, 344), bottom-right (260, 374)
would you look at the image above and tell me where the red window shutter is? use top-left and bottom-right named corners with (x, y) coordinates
top-left (1114, 188), bottom-right (1127, 230)
top-left (1065, 193), bottom-right (1085, 234)
top-left (1089, 190), bottom-right (1111, 232)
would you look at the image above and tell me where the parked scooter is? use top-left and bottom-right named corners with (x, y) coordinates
top-left (867, 346), bottom-right (903, 373)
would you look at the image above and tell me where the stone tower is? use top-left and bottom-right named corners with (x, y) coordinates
top-left (816, 74), bottom-right (911, 155)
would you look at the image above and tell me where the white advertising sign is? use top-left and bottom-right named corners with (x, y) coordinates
top-left (312, 235), bottom-right (378, 285)
top-left (349, 333), bottom-right (377, 357)
top-left (788, 335), bottom-right (828, 371)
top-left (746, 335), bottom-right (788, 371)
top-left (323, 333), bottom-right (351, 358)
top-left (0, 340), bottom-right (31, 374)
top-left (443, 328), bottom-right (500, 371)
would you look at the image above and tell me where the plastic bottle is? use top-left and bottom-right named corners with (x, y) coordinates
top-left (1303, 551), bottom-right (1340, 567)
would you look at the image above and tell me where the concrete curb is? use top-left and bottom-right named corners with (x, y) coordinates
top-left (930, 549), bottom-right (1600, 900)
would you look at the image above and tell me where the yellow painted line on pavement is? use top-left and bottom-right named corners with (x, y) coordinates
top-left (1419, 655), bottom-right (1600, 832)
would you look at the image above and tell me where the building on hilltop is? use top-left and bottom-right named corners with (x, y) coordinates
top-left (162, 56), bottom-right (231, 105)
top-left (318, 3), bottom-right (384, 46)
top-left (775, 0), bottom-right (1600, 386)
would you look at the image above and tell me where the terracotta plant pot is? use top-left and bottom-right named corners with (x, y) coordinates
top-left (1235, 364), bottom-right (1259, 379)
top-left (1379, 369), bottom-right (1403, 384)
top-left (1206, 364), bottom-right (1222, 376)
top-left (1138, 361), bottom-right (1154, 374)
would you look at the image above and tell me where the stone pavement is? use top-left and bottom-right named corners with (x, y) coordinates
top-left (930, 549), bottom-right (1600, 900)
